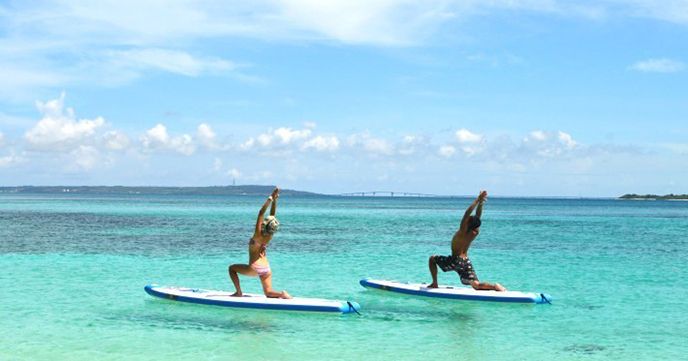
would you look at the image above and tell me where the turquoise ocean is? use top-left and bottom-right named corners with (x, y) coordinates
top-left (1, 194), bottom-right (686, 360)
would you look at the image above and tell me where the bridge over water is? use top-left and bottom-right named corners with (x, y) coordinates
top-left (337, 191), bottom-right (441, 197)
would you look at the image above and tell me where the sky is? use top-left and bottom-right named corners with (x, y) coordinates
top-left (0, 0), bottom-right (687, 196)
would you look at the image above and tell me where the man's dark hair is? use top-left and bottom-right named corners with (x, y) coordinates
top-left (467, 216), bottom-right (481, 231)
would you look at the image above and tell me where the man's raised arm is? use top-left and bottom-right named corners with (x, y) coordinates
top-left (475, 190), bottom-right (487, 219)
top-left (460, 191), bottom-right (488, 231)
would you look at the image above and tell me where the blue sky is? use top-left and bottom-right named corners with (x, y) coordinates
top-left (0, 0), bottom-right (686, 196)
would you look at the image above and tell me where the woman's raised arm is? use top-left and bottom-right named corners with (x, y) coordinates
top-left (255, 196), bottom-right (273, 236)
top-left (270, 188), bottom-right (279, 216)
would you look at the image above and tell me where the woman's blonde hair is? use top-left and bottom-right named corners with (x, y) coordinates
top-left (262, 216), bottom-right (280, 235)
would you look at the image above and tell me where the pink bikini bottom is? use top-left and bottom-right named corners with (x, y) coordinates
top-left (250, 263), bottom-right (271, 277)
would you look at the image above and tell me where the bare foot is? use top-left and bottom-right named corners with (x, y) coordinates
top-left (230, 291), bottom-right (243, 297)
top-left (280, 290), bottom-right (292, 299)
top-left (495, 283), bottom-right (507, 292)
top-left (426, 282), bottom-right (438, 288)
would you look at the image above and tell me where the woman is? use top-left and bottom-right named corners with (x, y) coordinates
top-left (229, 187), bottom-right (291, 299)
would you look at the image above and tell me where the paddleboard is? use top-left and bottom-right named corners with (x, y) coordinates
top-left (360, 278), bottom-right (551, 304)
top-left (144, 284), bottom-right (361, 314)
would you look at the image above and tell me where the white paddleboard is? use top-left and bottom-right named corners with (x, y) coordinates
top-left (145, 285), bottom-right (361, 314)
top-left (360, 278), bottom-right (551, 304)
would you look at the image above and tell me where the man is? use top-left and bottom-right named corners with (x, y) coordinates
top-left (427, 190), bottom-right (506, 291)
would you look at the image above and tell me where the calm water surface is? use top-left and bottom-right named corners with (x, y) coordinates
top-left (1, 194), bottom-right (686, 360)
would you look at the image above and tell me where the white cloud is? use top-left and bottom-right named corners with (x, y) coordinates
top-left (558, 131), bottom-right (577, 149)
top-left (622, 1), bottom-right (688, 24)
top-left (460, 145), bottom-right (482, 156)
top-left (3, 1), bottom-right (681, 54)
top-left (16, 107), bottom-right (589, 169)
top-left (240, 126), bottom-right (314, 151)
top-left (107, 48), bottom-right (236, 77)
top-left (0, 132), bottom-right (4, 147)
top-left (71, 145), bottom-right (100, 170)
top-left (274, 127), bottom-right (312, 144)
top-left (102, 130), bottom-right (130, 151)
top-left (5, 118), bottom-right (672, 196)
top-left (456, 128), bottom-right (484, 143)
top-left (365, 138), bottom-right (394, 154)
top-left (629, 58), bottom-right (685, 73)
top-left (257, 133), bottom-right (272, 146)
top-left (347, 133), bottom-right (395, 156)
top-left (452, 128), bottom-right (486, 156)
top-left (521, 129), bottom-right (579, 158)
top-left (274, 0), bottom-right (457, 46)
top-left (403, 135), bottom-right (418, 143)
top-left (301, 135), bottom-right (340, 152)
top-left (439, 145), bottom-right (456, 158)
top-left (0, 1), bottom-right (458, 100)
top-left (142, 124), bottom-right (169, 146)
top-left (168, 134), bottom-right (194, 156)
top-left (527, 130), bottom-right (548, 141)
top-left (398, 135), bottom-right (426, 156)
top-left (240, 137), bottom-right (256, 150)
top-left (523, 130), bottom-right (577, 149)
top-left (197, 123), bottom-right (218, 149)
top-left (0, 150), bottom-right (23, 168)
top-left (141, 123), bottom-right (195, 155)
top-left (227, 168), bottom-right (242, 179)
top-left (4, 1), bottom-right (688, 101)
top-left (24, 93), bottom-right (106, 151)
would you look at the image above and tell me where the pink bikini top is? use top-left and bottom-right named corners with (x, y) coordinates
top-left (249, 238), bottom-right (269, 254)
top-left (249, 238), bottom-right (268, 246)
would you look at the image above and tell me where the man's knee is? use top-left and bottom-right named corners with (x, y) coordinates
top-left (469, 280), bottom-right (481, 289)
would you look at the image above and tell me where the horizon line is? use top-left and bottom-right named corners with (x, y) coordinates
top-left (0, 184), bottom-right (638, 198)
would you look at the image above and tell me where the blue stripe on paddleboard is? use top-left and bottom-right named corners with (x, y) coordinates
top-left (144, 285), bottom-right (360, 313)
top-left (359, 279), bottom-right (550, 304)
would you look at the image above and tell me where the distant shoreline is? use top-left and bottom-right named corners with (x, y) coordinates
top-left (0, 185), bottom-right (320, 196)
top-left (4, 186), bottom-right (684, 200)
top-left (619, 193), bottom-right (688, 200)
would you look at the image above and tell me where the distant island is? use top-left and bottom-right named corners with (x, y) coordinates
top-left (0, 185), bottom-right (321, 196)
top-left (620, 193), bottom-right (688, 200)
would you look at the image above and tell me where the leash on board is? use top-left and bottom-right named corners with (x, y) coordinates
top-left (540, 293), bottom-right (552, 304)
top-left (347, 301), bottom-right (361, 315)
